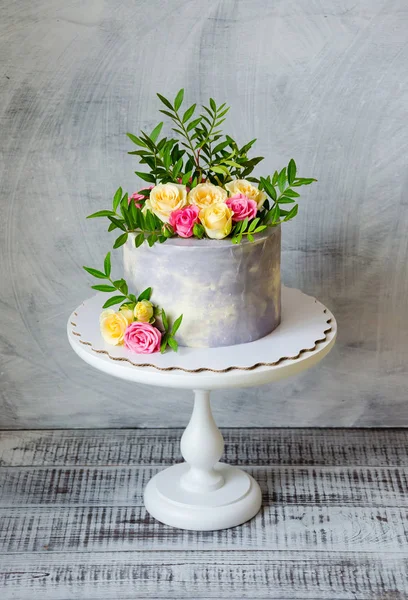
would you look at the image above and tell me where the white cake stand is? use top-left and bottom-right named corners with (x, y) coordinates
top-left (67, 287), bottom-right (336, 531)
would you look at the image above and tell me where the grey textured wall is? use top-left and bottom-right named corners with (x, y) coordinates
top-left (1, 0), bottom-right (407, 428)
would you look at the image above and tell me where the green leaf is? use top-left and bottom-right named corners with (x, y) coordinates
top-left (248, 233), bottom-right (254, 242)
top-left (108, 216), bottom-right (127, 232)
top-left (126, 133), bottom-right (146, 147)
top-left (128, 294), bottom-right (137, 303)
top-left (167, 337), bottom-right (178, 352)
top-left (248, 218), bottom-right (260, 233)
top-left (128, 199), bottom-right (138, 229)
top-left (163, 224), bottom-right (174, 238)
top-left (104, 252), bottom-right (111, 277)
top-left (159, 109), bottom-right (176, 120)
top-left (120, 194), bottom-right (129, 223)
top-left (211, 165), bottom-right (229, 175)
top-left (83, 266), bottom-right (107, 279)
top-left (160, 333), bottom-right (169, 354)
top-left (157, 93), bottom-right (174, 110)
top-left (253, 225), bottom-right (267, 233)
top-left (135, 171), bottom-right (156, 183)
top-left (150, 122), bottom-right (163, 143)
top-left (193, 223), bottom-right (205, 239)
top-left (161, 309), bottom-right (169, 331)
top-left (213, 140), bottom-right (231, 154)
top-left (223, 160), bottom-right (242, 168)
top-left (113, 233), bottom-right (128, 249)
top-left (108, 222), bottom-right (117, 232)
top-left (260, 177), bottom-right (277, 201)
top-left (277, 168), bottom-right (287, 193)
top-left (87, 210), bottom-right (116, 219)
top-left (138, 287), bottom-right (152, 301)
top-left (186, 117), bottom-right (202, 132)
top-left (209, 97), bottom-right (216, 111)
top-left (171, 314), bottom-right (183, 336)
top-left (292, 178), bottom-right (317, 186)
top-left (135, 232), bottom-right (145, 248)
top-left (145, 210), bottom-right (156, 231)
top-left (174, 89), bottom-right (184, 111)
top-left (240, 138), bottom-right (256, 153)
top-left (287, 159), bottom-right (296, 185)
top-left (113, 278), bottom-right (126, 288)
top-left (284, 204), bottom-right (299, 221)
top-left (147, 233), bottom-right (158, 247)
top-left (91, 284), bottom-right (116, 292)
top-left (102, 295), bottom-right (128, 309)
top-left (272, 171), bottom-right (279, 186)
top-left (181, 169), bottom-right (194, 185)
top-left (278, 196), bottom-right (296, 204)
top-left (239, 218), bottom-right (249, 233)
top-left (113, 187), bottom-right (123, 212)
top-left (270, 204), bottom-right (280, 223)
top-left (116, 279), bottom-right (128, 295)
top-left (173, 157), bottom-right (183, 179)
top-left (182, 104), bottom-right (196, 123)
top-left (283, 188), bottom-right (300, 198)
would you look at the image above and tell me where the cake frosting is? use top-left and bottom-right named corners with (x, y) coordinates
top-left (123, 226), bottom-right (281, 348)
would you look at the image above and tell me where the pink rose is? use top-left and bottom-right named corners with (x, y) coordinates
top-left (226, 194), bottom-right (258, 222)
top-left (124, 321), bottom-right (161, 354)
top-left (169, 204), bottom-right (200, 238)
top-left (129, 187), bottom-right (153, 209)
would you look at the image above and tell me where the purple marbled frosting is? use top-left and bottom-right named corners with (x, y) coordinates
top-left (123, 226), bottom-right (281, 348)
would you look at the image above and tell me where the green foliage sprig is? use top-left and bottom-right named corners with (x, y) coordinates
top-left (128, 89), bottom-right (265, 188)
top-left (83, 252), bottom-right (183, 353)
top-left (86, 89), bottom-right (317, 251)
top-left (87, 187), bottom-right (174, 249)
top-left (257, 158), bottom-right (316, 229)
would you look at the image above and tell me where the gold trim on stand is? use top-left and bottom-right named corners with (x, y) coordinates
top-left (70, 306), bottom-right (334, 374)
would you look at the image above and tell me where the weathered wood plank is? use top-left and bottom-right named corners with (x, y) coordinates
top-left (1, 504), bottom-right (407, 554)
top-left (0, 551), bottom-right (407, 599)
top-left (1, 428), bottom-right (408, 467)
top-left (1, 465), bottom-right (407, 508)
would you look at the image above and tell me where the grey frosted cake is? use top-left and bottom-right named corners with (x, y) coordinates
top-left (83, 90), bottom-right (316, 356)
top-left (123, 226), bottom-right (281, 348)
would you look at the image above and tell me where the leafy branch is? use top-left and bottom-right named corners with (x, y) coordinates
top-left (83, 252), bottom-right (149, 309)
top-left (83, 253), bottom-right (183, 353)
top-left (87, 187), bottom-right (174, 249)
top-left (160, 310), bottom-right (183, 353)
top-left (258, 158), bottom-right (317, 227)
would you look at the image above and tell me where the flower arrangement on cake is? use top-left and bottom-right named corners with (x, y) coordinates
top-left (84, 90), bottom-right (316, 353)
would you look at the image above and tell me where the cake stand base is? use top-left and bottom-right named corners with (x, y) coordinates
top-left (144, 462), bottom-right (262, 530)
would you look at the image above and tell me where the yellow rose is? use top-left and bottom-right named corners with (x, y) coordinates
top-left (187, 182), bottom-right (227, 209)
top-left (119, 307), bottom-right (135, 325)
top-left (99, 309), bottom-right (128, 346)
top-left (134, 299), bottom-right (154, 322)
top-left (199, 202), bottom-right (233, 240)
top-left (225, 179), bottom-right (267, 209)
top-left (145, 183), bottom-right (187, 223)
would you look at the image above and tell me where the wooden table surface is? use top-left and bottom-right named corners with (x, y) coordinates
top-left (0, 428), bottom-right (407, 599)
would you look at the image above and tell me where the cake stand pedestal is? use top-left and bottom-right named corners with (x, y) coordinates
top-left (68, 287), bottom-right (336, 530)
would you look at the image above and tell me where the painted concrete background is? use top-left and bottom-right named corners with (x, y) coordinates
top-left (1, 0), bottom-right (407, 428)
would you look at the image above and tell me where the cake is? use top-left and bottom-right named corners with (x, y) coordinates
top-left (123, 226), bottom-right (281, 348)
top-left (83, 89), bottom-right (316, 354)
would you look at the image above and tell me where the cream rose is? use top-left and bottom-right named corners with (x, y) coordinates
top-left (145, 183), bottom-right (187, 223)
top-left (199, 202), bottom-right (233, 240)
top-left (225, 179), bottom-right (266, 209)
top-left (99, 309), bottom-right (129, 346)
top-left (119, 307), bottom-right (135, 325)
top-left (134, 299), bottom-right (154, 323)
top-left (187, 182), bottom-right (227, 210)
